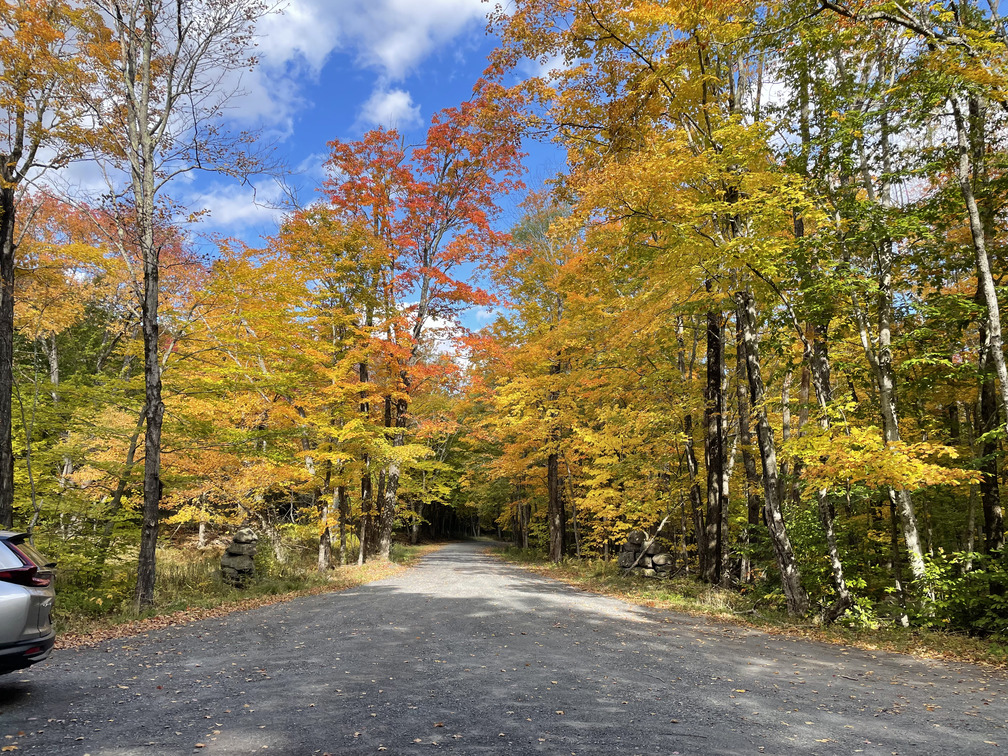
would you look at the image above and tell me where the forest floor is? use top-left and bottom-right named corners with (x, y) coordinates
top-left (495, 544), bottom-right (1008, 669)
top-left (0, 540), bottom-right (1005, 754)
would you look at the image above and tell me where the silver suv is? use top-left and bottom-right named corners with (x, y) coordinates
top-left (0, 532), bottom-right (55, 674)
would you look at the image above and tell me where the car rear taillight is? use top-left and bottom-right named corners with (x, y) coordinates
top-left (0, 565), bottom-right (49, 587)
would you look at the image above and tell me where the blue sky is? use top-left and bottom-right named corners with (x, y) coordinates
top-left (183, 0), bottom-right (559, 246)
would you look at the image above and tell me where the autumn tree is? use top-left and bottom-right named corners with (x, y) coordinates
top-left (323, 89), bottom-right (523, 560)
top-left (80, 0), bottom-right (271, 606)
top-left (0, 0), bottom-right (90, 527)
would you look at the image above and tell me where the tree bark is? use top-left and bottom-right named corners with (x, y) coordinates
top-left (135, 171), bottom-right (164, 608)
top-left (806, 324), bottom-right (853, 621)
top-left (317, 466), bottom-right (332, 572)
top-left (736, 289), bottom-right (809, 616)
top-left (337, 485), bottom-right (348, 566)
top-left (950, 93), bottom-right (1008, 434)
top-left (376, 395), bottom-right (406, 560)
top-left (0, 185), bottom-right (15, 529)
top-left (703, 299), bottom-right (724, 583)
top-left (357, 346), bottom-right (371, 565)
top-left (978, 313), bottom-right (1004, 553)
top-left (547, 358), bottom-right (565, 562)
top-left (734, 309), bottom-right (762, 583)
top-left (677, 315), bottom-right (705, 573)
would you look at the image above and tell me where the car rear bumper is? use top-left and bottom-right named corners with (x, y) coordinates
top-left (0, 631), bottom-right (55, 674)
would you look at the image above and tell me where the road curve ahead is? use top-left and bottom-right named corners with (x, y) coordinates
top-left (0, 541), bottom-right (1004, 755)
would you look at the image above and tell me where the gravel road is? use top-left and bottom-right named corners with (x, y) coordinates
top-left (0, 540), bottom-right (1004, 755)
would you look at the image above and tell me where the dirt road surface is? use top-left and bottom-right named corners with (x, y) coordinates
top-left (0, 541), bottom-right (1004, 754)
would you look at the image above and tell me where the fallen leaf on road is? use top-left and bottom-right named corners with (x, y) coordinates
top-left (433, 723), bottom-right (444, 728)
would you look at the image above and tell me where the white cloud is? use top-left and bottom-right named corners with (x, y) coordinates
top-left (256, 3), bottom-right (341, 75)
top-left (337, 0), bottom-right (489, 80)
top-left (188, 180), bottom-right (287, 231)
top-left (231, 0), bottom-right (489, 134)
top-left (357, 87), bottom-right (422, 129)
top-left (473, 306), bottom-right (501, 323)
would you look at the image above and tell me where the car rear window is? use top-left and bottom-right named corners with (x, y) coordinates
top-left (0, 541), bottom-right (25, 569)
top-left (14, 541), bottom-right (52, 570)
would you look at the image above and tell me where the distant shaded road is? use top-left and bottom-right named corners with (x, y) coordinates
top-left (0, 541), bottom-right (1004, 754)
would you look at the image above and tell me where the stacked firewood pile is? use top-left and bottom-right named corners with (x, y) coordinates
top-left (617, 530), bottom-right (675, 578)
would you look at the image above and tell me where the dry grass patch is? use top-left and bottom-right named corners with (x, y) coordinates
top-left (56, 543), bottom-right (442, 650)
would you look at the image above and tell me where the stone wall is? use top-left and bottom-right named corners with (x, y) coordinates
top-left (618, 530), bottom-right (675, 578)
top-left (221, 527), bottom-right (258, 587)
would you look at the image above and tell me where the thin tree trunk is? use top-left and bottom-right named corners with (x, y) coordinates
top-left (978, 325), bottom-right (1004, 552)
top-left (547, 359), bottom-right (565, 562)
top-left (735, 309), bottom-right (761, 583)
top-left (703, 300), bottom-right (724, 583)
top-left (951, 93), bottom-right (1008, 434)
top-left (736, 289), bottom-right (809, 616)
top-left (807, 325), bottom-right (853, 621)
top-left (318, 465), bottom-right (332, 571)
top-left (377, 394), bottom-right (405, 560)
top-left (889, 491), bottom-right (910, 627)
top-left (337, 485), bottom-right (348, 566)
top-left (678, 315), bottom-right (706, 573)
top-left (358, 471), bottom-right (371, 566)
top-left (547, 449), bottom-right (564, 561)
top-left (779, 369), bottom-right (792, 505)
top-left (0, 185), bottom-right (15, 529)
top-left (358, 342), bottom-right (372, 564)
top-left (411, 501), bottom-right (424, 545)
top-left (851, 279), bottom-right (927, 585)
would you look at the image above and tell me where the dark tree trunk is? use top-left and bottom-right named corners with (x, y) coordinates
top-left (677, 316), bottom-right (705, 573)
top-left (547, 449), bottom-right (565, 562)
top-left (0, 185), bottom-right (15, 529)
top-left (318, 465), bottom-right (333, 572)
top-left (337, 485), bottom-right (348, 566)
top-left (734, 312), bottom-right (761, 583)
top-left (317, 507), bottom-right (332, 571)
top-left (703, 300), bottom-right (724, 584)
top-left (135, 202), bottom-right (164, 609)
top-left (547, 358), bottom-right (565, 562)
top-left (357, 353), bottom-right (371, 565)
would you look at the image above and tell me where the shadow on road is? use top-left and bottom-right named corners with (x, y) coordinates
top-left (0, 541), bottom-right (1003, 755)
